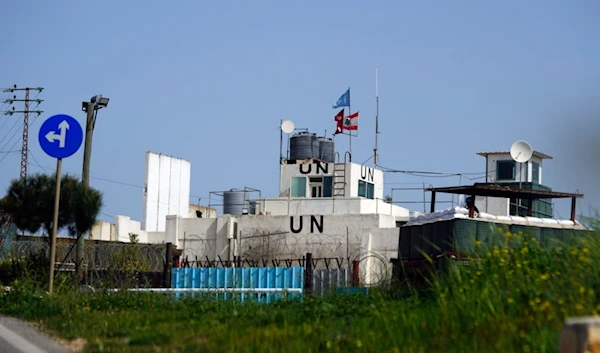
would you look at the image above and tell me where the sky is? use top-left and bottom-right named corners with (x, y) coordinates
top-left (0, 0), bottom-right (598, 225)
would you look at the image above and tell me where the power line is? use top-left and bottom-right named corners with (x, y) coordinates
top-left (0, 114), bottom-right (41, 167)
top-left (28, 149), bottom-right (49, 174)
top-left (27, 161), bottom-right (204, 200)
top-left (0, 114), bottom-right (23, 147)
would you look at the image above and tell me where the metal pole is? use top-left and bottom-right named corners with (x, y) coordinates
top-left (374, 67), bottom-right (379, 169)
top-left (20, 89), bottom-right (30, 180)
top-left (279, 119), bottom-right (283, 196)
top-left (348, 87), bottom-right (352, 158)
top-left (76, 101), bottom-right (95, 283)
top-left (48, 158), bottom-right (63, 294)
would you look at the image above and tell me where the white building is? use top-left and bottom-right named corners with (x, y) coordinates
top-left (163, 157), bottom-right (409, 285)
top-left (90, 137), bottom-right (410, 285)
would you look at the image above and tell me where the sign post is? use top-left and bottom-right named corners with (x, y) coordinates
top-left (39, 114), bottom-right (83, 294)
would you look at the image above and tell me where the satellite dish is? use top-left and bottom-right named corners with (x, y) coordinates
top-left (281, 120), bottom-right (295, 134)
top-left (510, 140), bottom-right (533, 163)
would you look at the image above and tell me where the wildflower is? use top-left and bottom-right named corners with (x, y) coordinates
top-left (579, 286), bottom-right (586, 295)
top-left (474, 240), bottom-right (481, 247)
top-left (507, 298), bottom-right (514, 304)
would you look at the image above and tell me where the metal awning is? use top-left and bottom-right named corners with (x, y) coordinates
top-left (426, 183), bottom-right (583, 200)
top-left (426, 183), bottom-right (583, 221)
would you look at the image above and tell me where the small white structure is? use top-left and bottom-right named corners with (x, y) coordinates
top-left (477, 150), bottom-right (552, 184)
top-left (474, 150), bottom-right (553, 217)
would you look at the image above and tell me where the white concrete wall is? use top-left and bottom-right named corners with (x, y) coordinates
top-left (89, 221), bottom-right (114, 241)
top-left (142, 152), bottom-right (191, 232)
top-left (166, 215), bottom-right (238, 261)
top-left (162, 213), bottom-right (402, 284)
top-left (348, 163), bottom-right (384, 199)
top-left (476, 196), bottom-right (510, 217)
top-left (254, 197), bottom-right (409, 220)
top-left (166, 213), bottom-right (395, 260)
top-left (147, 231), bottom-right (166, 244)
top-left (361, 228), bottom-right (399, 286)
top-left (189, 204), bottom-right (217, 219)
top-left (115, 215), bottom-right (147, 243)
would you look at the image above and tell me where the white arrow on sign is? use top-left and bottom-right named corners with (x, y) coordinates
top-left (45, 120), bottom-right (70, 148)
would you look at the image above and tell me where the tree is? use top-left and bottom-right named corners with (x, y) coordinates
top-left (0, 173), bottom-right (103, 239)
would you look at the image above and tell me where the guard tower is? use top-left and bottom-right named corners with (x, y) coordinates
top-left (476, 148), bottom-right (554, 217)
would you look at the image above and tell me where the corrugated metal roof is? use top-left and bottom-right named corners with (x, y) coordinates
top-left (476, 151), bottom-right (553, 160)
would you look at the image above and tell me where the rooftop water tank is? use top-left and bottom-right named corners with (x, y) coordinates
top-left (290, 132), bottom-right (317, 160)
top-left (223, 189), bottom-right (248, 216)
top-left (317, 137), bottom-right (335, 163)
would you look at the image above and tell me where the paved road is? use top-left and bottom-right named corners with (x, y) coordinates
top-left (0, 316), bottom-right (71, 353)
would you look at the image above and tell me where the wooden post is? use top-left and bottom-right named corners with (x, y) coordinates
top-left (571, 197), bottom-right (577, 222)
top-left (48, 158), bottom-right (63, 295)
top-left (163, 242), bottom-right (173, 288)
top-left (352, 260), bottom-right (360, 287)
top-left (304, 253), bottom-right (313, 295)
top-left (430, 191), bottom-right (436, 213)
top-left (527, 199), bottom-right (533, 217)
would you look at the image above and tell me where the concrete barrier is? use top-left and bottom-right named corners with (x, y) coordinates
top-left (560, 317), bottom-right (600, 353)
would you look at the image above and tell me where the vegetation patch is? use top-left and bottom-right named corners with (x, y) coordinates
top-left (1, 227), bottom-right (600, 352)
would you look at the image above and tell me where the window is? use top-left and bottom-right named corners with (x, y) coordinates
top-left (531, 162), bottom-right (540, 183)
top-left (323, 176), bottom-right (333, 197)
top-left (358, 180), bottom-right (375, 199)
top-left (309, 177), bottom-right (323, 198)
top-left (290, 177), bottom-right (306, 197)
top-left (496, 160), bottom-right (516, 181)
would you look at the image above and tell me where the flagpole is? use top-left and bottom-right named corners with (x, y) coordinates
top-left (348, 86), bottom-right (352, 161)
top-left (374, 67), bottom-right (379, 169)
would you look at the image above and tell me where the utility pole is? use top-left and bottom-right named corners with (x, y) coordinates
top-left (77, 95), bottom-right (109, 283)
top-left (2, 85), bottom-right (44, 179)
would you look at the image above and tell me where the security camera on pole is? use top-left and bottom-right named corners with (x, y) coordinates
top-left (38, 114), bottom-right (83, 294)
top-left (77, 94), bottom-right (109, 283)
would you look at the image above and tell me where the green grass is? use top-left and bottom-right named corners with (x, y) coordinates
top-left (1, 227), bottom-right (600, 353)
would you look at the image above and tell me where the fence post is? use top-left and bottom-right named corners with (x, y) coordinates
top-left (560, 316), bottom-right (600, 353)
top-left (352, 260), bottom-right (360, 287)
top-left (164, 242), bottom-right (173, 288)
top-left (304, 252), bottom-right (313, 296)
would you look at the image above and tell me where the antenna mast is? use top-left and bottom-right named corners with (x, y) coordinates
top-left (374, 67), bottom-right (380, 168)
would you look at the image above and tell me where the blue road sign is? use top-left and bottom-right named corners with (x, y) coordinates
top-left (38, 114), bottom-right (83, 159)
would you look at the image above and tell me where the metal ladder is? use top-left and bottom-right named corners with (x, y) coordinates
top-left (333, 152), bottom-right (351, 197)
top-left (333, 163), bottom-right (346, 196)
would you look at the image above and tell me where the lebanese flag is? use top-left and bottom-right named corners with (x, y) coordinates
top-left (334, 109), bottom-right (344, 134)
top-left (343, 111), bottom-right (359, 131)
